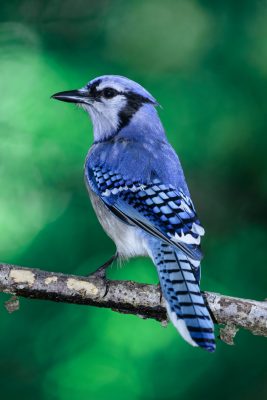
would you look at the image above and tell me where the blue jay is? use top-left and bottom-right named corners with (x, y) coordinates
top-left (52, 75), bottom-right (215, 352)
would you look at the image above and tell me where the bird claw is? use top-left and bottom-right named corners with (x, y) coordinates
top-left (89, 253), bottom-right (118, 279)
top-left (156, 282), bottom-right (163, 302)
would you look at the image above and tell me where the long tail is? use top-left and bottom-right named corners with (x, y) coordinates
top-left (151, 242), bottom-right (215, 352)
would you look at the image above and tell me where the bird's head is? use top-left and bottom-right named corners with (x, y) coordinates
top-left (52, 75), bottom-right (159, 141)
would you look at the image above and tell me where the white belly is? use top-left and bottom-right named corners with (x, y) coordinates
top-left (87, 187), bottom-right (149, 259)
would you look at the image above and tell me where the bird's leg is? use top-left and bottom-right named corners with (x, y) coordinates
top-left (89, 253), bottom-right (118, 278)
top-left (156, 282), bottom-right (163, 303)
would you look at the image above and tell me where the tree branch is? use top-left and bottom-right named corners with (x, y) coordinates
top-left (0, 262), bottom-right (266, 344)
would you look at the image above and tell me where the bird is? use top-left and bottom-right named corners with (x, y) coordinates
top-left (52, 75), bottom-right (216, 352)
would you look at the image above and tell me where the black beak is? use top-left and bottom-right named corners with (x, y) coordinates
top-left (51, 89), bottom-right (90, 104)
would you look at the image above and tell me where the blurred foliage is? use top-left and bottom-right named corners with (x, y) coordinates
top-left (0, 0), bottom-right (267, 399)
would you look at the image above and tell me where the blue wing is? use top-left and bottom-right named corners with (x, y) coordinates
top-left (87, 166), bottom-right (205, 261)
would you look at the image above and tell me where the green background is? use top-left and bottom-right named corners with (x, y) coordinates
top-left (0, 1), bottom-right (267, 399)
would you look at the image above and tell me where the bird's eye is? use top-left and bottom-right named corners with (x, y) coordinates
top-left (102, 88), bottom-right (118, 99)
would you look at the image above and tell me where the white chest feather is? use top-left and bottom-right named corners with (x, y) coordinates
top-left (87, 186), bottom-right (149, 259)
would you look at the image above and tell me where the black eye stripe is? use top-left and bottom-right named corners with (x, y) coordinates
top-left (87, 79), bottom-right (101, 97)
top-left (87, 82), bottom-right (155, 107)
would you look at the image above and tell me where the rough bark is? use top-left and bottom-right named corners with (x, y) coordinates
top-left (0, 262), bottom-right (266, 345)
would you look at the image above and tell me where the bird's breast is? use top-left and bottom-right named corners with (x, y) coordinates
top-left (86, 184), bottom-right (149, 259)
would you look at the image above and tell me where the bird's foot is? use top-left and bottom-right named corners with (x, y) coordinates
top-left (89, 253), bottom-right (118, 279)
top-left (156, 281), bottom-right (163, 302)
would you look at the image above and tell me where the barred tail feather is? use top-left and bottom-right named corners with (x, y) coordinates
top-left (152, 242), bottom-right (215, 352)
top-left (165, 303), bottom-right (198, 347)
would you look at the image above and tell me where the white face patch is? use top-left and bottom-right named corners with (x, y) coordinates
top-left (81, 90), bottom-right (127, 141)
